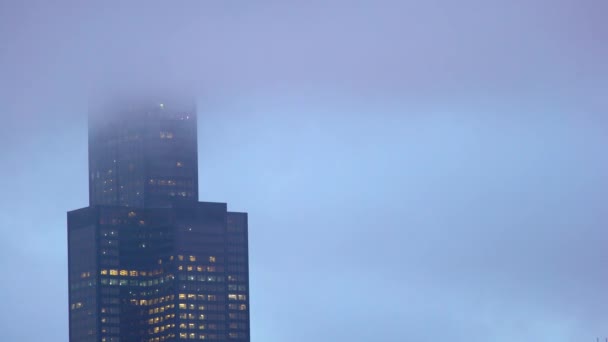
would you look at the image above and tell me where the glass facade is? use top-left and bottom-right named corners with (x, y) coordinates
top-left (68, 99), bottom-right (250, 342)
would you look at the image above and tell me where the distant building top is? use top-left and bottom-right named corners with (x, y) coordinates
top-left (88, 95), bottom-right (199, 208)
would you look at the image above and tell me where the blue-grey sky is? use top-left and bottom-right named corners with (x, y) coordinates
top-left (1, 1), bottom-right (607, 340)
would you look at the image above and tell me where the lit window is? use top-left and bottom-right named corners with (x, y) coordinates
top-left (109, 270), bottom-right (118, 276)
top-left (189, 255), bottom-right (196, 262)
top-left (160, 131), bottom-right (174, 139)
top-left (209, 256), bottom-right (216, 263)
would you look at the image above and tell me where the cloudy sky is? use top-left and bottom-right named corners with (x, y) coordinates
top-left (1, 0), bottom-right (607, 340)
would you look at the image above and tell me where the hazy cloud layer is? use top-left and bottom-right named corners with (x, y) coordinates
top-left (0, 1), bottom-right (607, 340)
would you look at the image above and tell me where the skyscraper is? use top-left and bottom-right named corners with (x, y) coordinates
top-left (68, 96), bottom-right (250, 342)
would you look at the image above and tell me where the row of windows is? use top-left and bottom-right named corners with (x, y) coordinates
top-left (175, 255), bottom-right (216, 263)
top-left (146, 313), bottom-right (175, 323)
top-left (227, 294), bottom-right (247, 301)
top-left (178, 275), bottom-right (225, 283)
top-left (101, 269), bottom-right (164, 277)
top-left (177, 265), bottom-right (219, 272)
top-left (149, 323), bottom-right (174, 334)
top-left (228, 304), bottom-right (248, 311)
top-left (100, 277), bottom-right (173, 287)
top-left (131, 294), bottom-right (175, 306)
top-left (178, 323), bottom-right (216, 330)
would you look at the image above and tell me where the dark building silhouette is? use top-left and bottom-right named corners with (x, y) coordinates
top-left (68, 97), bottom-right (250, 342)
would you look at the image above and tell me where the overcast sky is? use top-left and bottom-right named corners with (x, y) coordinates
top-left (1, 0), bottom-right (607, 340)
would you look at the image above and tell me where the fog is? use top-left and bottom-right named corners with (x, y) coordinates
top-left (0, 0), bottom-right (607, 340)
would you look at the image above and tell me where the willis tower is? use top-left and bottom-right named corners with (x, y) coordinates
top-left (68, 95), bottom-right (250, 341)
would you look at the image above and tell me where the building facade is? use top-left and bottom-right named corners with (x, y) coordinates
top-left (68, 98), bottom-right (250, 342)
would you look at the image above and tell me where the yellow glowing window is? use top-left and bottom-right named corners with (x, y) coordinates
top-left (209, 256), bottom-right (216, 263)
top-left (100, 269), bottom-right (108, 275)
top-left (197, 266), bottom-right (203, 272)
top-left (130, 270), bottom-right (138, 276)
top-left (187, 294), bottom-right (195, 300)
top-left (179, 303), bottom-right (187, 309)
top-left (120, 270), bottom-right (128, 276)
top-left (109, 270), bottom-right (118, 276)
top-left (178, 266), bottom-right (183, 271)
top-left (187, 266), bottom-right (193, 271)
top-left (228, 294), bottom-right (237, 301)
top-left (239, 304), bottom-right (247, 310)
top-left (189, 256), bottom-right (196, 262)
top-left (179, 294), bottom-right (186, 300)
